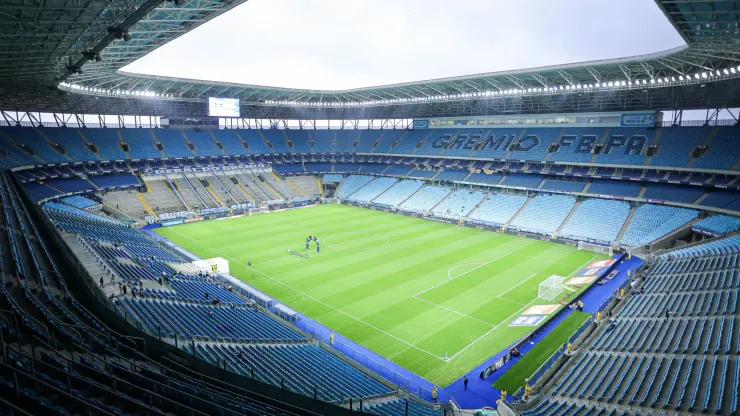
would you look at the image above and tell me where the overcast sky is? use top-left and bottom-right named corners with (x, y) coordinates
top-left (122, 0), bottom-right (685, 91)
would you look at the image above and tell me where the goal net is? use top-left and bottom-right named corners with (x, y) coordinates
top-left (248, 207), bottom-right (269, 215)
top-left (578, 241), bottom-right (614, 256)
top-left (538, 275), bottom-right (565, 301)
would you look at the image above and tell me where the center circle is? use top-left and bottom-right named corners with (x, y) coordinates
top-left (322, 232), bottom-right (389, 250)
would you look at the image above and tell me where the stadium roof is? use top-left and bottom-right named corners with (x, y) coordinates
top-left (3, 0), bottom-right (740, 119)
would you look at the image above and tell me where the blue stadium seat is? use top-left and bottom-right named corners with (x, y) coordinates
top-left (540, 179), bottom-right (586, 193)
top-left (61, 196), bottom-right (98, 209)
top-left (120, 129), bottom-right (161, 159)
top-left (370, 130), bottom-right (408, 153)
top-left (692, 127), bottom-right (740, 169)
top-left (510, 194), bottom-right (575, 234)
top-left (211, 129), bottom-right (250, 155)
top-left (392, 129), bottom-right (430, 154)
top-left (507, 128), bottom-right (559, 161)
top-left (431, 189), bottom-right (486, 217)
top-left (435, 170), bottom-right (470, 182)
top-left (399, 186), bottom-right (451, 213)
top-left (619, 204), bottom-right (698, 247)
top-left (384, 165), bottom-right (413, 176)
top-left (184, 130), bottom-right (223, 157)
top-left (153, 129), bottom-right (195, 158)
top-left (501, 173), bottom-right (543, 189)
top-left (595, 128), bottom-right (653, 165)
top-left (472, 128), bottom-right (525, 159)
top-left (261, 130), bottom-right (292, 153)
top-left (560, 199), bottom-right (630, 243)
top-left (346, 177), bottom-right (397, 202)
top-left (322, 174), bottom-right (344, 182)
top-left (650, 126), bottom-right (710, 167)
top-left (81, 128), bottom-right (128, 160)
top-left (408, 169), bottom-right (437, 179)
top-left (700, 191), bottom-right (740, 212)
top-left (693, 215), bottom-right (740, 236)
top-left (286, 129), bottom-right (312, 152)
top-left (337, 175), bottom-right (374, 198)
top-left (465, 172), bottom-right (504, 186)
top-left (372, 180), bottom-right (424, 207)
top-left (546, 127), bottom-right (605, 163)
top-left (587, 180), bottom-right (642, 198)
top-left (468, 193), bottom-right (528, 225)
top-left (43, 128), bottom-right (99, 161)
top-left (238, 130), bottom-right (272, 154)
top-left (89, 173), bottom-right (139, 188)
top-left (1, 127), bottom-right (69, 163)
top-left (642, 183), bottom-right (704, 204)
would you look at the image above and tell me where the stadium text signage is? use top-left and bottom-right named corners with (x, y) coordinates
top-left (427, 131), bottom-right (650, 157)
top-left (620, 113), bottom-right (655, 127)
top-left (431, 134), bottom-right (539, 152)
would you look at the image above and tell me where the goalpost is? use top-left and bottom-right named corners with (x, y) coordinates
top-left (538, 275), bottom-right (566, 301)
top-left (248, 207), bottom-right (269, 215)
top-left (577, 241), bottom-right (614, 257)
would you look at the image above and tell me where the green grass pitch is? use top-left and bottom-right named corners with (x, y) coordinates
top-left (154, 204), bottom-right (606, 387)
top-left (493, 311), bottom-right (590, 393)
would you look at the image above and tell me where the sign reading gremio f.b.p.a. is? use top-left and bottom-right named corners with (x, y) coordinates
top-left (431, 133), bottom-right (540, 152)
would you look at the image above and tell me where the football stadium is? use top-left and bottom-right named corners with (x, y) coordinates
top-left (0, 1), bottom-right (740, 415)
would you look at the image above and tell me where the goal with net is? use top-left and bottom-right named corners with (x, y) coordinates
top-left (577, 241), bottom-right (614, 256)
top-left (538, 275), bottom-right (566, 301)
top-left (248, 207), bottom-right (269, 215)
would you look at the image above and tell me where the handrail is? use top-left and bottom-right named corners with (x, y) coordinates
top-left (15, 338), bottom-right (209, 416)
top-left (6, 297), bottom-right (53, 347)
top-left (0, 308), bottom-right (21, 335)
top-left (180, 171), bottom-right (210, 208)
top-left (159, 355), bottom-right (317, 416)
top-left (0, 395), bottom-right (34, 416)
top-left (0, 360), bottom-right (113, 416)
top-left (162, 171), bottom-right (191, 211)
top-left (209, 167), bottom-right (239, 203)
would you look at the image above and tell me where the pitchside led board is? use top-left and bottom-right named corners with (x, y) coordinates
top-left (208, 97), bottom-right (240, 118)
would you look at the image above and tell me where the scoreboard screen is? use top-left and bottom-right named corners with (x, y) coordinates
top-left (208, 97), bottom-right (240, 117)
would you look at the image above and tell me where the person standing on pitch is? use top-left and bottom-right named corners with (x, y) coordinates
top-left (464, 376), bottom-right (468, 390)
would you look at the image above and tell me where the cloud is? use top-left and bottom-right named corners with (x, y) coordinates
top-left (122, 0), bottom-right (685, 90)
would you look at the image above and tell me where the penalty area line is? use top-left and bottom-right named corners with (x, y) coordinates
top-left (413, 251), bottom-right (512, 298)
top-left (166, 228), bottom-right (447, 362)
top-left (412, 296), bottom-right (495, 328)
top-left (446, 254), bottom-right (599, 362)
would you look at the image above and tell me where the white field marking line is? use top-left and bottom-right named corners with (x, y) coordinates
top-left (446, 254), bottom-right (598, 361)
top-left (253, 256), bottom-right (293, 266)
top-left (509, 252), bottom-right (587, 268)
top-left (322, 233), bottom-right (389, 250)
top-left (495, 297), bottom-right (527, 307)
top-left (211, 222), bottom-right (242, 232)
top-left (209, 209), bottom-right (332, 231)
top-left (167, 228), bottom-right (446, 361)
top-left (496, 273), bottom-right (543, 306)
top-left (412, 296), bottom-right (495, 328)
top-left (413, 252), bottom-right (512, 298)
top-left (498, 273), bottom-right (542, 298)
top-left (447, 263), bottom-right (485, 280)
